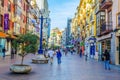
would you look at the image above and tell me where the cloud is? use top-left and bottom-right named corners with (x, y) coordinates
top-left (49, 0), bottom-right (80, 30)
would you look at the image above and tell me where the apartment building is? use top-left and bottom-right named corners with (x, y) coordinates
top-left (0, 0), bottom-right (40, 56)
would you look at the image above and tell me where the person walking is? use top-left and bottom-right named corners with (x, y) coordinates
top-left (56, 48), bottom-right (62, 64)
top-left (85, 50), bottom-right (88, 61)
top-left (104, 49), bottom-right (111, 70)
top-left (65, 48), bottom-right (68, 56)
top-left (47, 49), bottom-right (55, 64)
top-left (11, 47), bottom-right (15, 59)
top-left (80, 48), bottom-right (82, 58)
top-left (2, 47), bottom-right (6, 59)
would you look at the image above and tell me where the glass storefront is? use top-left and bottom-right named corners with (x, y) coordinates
top-left (0, 38), bottom-right (6, 57)
top-left (101, 39), bottom-right (111, 53)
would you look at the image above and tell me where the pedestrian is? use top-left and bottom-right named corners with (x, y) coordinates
top-left (80, 48), bottom-right (82, 57)
top-left (85, 50), bottom-right (88, 61)
top-left (103, 49), bottom-right (111, 70)
top-left (11, 47), bottom-right (15, 59)
top-left (71, 47), bottom-right (73, 55)
top-left (65, 48), bottom-right (67, 56)
top-left (2, 47), bottom-right (6, 59)
top-left (47, 49), bottom-right (55, 64)
top-left (56, 48), bottom-right (62, 64)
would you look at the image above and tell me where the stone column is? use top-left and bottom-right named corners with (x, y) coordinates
top-left (105, 9), bottom-right (108, 30)
top-left (115, 36), bottom-right (119, 65)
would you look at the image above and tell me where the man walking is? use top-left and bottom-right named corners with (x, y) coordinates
top-left (47, 49), bottom-right (55, 64)
top-left (56, 48), bottom-right (62, 64)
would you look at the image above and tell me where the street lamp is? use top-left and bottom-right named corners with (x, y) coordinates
top-left (38, 10), bottom-right (49, 54)
top-left (38, 11), bottom-right (44, 54)
top-left (32, 9), bottom-right (49, 63)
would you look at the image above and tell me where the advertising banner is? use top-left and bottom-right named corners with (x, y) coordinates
top-left (4, 14), bottom-right (9, 31)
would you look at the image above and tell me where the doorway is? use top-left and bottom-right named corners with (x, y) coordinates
top-left (119, 37), bottom-right (120, 64)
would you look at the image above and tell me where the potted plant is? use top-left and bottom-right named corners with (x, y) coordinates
top-left (10, 33), bottom-right (39, 73)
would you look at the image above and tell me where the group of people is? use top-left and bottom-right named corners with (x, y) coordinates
top-left (46, 48), bottom-right (62, 64)
top-left (1, 47), bottom-right (16, 59)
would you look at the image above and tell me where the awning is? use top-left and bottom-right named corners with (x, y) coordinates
top-left (0, 32), bottom-right (8, 38)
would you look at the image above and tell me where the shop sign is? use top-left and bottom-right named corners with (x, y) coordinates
top-left (4, 13), bottom-right (9, 31)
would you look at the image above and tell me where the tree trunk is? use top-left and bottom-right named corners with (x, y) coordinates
top-left (21, 56), bottom-right (24, 65)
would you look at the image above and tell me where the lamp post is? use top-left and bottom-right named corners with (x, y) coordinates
top-left (38, 10), bottom-right (49, 54)
top-left (38, 14), bottom-right (43, 54)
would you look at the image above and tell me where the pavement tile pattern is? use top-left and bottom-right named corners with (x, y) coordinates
top-left (0, 53), bottom-right (120, 80)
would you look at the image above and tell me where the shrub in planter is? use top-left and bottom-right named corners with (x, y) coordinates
top-left (10, 33), bottom-right (39, 73)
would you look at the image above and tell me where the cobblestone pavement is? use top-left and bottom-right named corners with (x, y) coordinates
top-left (0, 53), bottom-right (120, 80)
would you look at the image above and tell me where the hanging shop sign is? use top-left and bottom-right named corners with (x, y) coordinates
top-left (4, 13), bottom-right (9, 31)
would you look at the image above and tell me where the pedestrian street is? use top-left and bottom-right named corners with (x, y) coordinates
top-left (0, 53), bottom-right (120, 80)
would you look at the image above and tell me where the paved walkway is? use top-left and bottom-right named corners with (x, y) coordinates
top-left (0, 53), bottom-right (120, 80)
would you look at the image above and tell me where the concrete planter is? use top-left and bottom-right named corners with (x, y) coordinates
top-left (32, 54), bottom-right (49, 64)
top-left (10, 64), bottom-right (32, 73)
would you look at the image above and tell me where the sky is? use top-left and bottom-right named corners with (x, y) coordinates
top-left (48, 0), bottom-right (80, 30)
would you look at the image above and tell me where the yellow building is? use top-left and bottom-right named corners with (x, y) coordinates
top-left (49, 28), bottom-right (62, 48)
top-left (72, 0), bottom-right (97, 56)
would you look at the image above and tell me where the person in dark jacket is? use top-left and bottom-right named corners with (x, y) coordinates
top-left (2, 47), bottom-right (6, 59)
top-left (80, 48), bottom-right (82, 57)
top-left (11, 47), bottom-right (15, 59)
top-left (104, 49), bottom-right (110, 70)
top-left (56, 49), bottom-right (62, 64)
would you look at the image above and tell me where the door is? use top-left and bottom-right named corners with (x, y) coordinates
top-left (119, 37), bottom-right (120, 64)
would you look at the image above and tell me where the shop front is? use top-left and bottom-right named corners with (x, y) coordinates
top-left (97, 33), bottom-right (112, 61)
top-left (86, 36), bottom-right (96, 58)
top-left (0, 32), bottom-right (7, 57)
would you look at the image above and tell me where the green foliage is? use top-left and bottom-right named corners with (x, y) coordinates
top-left (12, 32), bottom-right (39, 65)
top-left (80, 41), bottom-right (84, 46)
top-left (12, 39), bottom-right (19, 49)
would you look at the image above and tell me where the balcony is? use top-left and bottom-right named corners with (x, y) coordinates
top-left (101, 22), bottom-right (112, 35)
top-left (100, 0), bottom-right (112, 9)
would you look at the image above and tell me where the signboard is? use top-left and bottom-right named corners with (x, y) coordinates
top-left (4, 14), bottom-right (9, 31)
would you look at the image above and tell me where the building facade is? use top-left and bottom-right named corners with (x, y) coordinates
top-left (0, 0), bottom-right (42, 57)
top-left (72, 0), bottom-right (120, 65)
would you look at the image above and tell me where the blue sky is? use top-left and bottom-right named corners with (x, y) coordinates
top-left (48, 0), bottom-right (80, 30)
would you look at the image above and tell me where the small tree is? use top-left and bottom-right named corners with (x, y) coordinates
top-left (13, 33), bottom-right (39, 65)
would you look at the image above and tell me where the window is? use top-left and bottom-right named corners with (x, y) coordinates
top-left (1, 0), bottom-right (4, 7)
top-left (100, 12), bottom-right (105, 24)
top-left (118, 14), bottom-right (120, 26)
top-left (0, 15), bottom-right (3, 27)
top-left (8, 0), bottom-right (11, 12)
top-left (24, 3), bottom-right (26, 11)
top-left (108, 11), bottom-right (112, 22)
